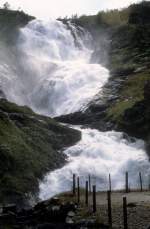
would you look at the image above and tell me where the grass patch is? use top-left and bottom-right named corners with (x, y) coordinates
top-left (122, 72), bottom-right (150, 100)
top-left (107, 71), bottom-right (150, 121)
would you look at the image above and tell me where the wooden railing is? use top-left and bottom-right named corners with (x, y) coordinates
top-left (71, 172), bottom-right (150, 229)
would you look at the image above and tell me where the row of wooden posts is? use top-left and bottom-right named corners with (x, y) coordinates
top-left (125, 171), bottom-right (150, 192)
top-left (73, 172), bottom-right (150, 195)
top-left (72, 173), bottom-right (150, 229)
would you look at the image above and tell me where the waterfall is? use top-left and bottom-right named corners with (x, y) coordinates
top-left (0, 19), bottom-right (149, 199)
top-left (40, 128), bottom-right (149, 199)
top-left (16, 19), bottom-right (109, 117)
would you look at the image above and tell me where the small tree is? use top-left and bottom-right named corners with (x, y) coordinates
top-left (3, 2), bottom-right (10, 10)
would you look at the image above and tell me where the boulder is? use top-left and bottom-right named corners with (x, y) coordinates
top-left (2, 204), bottom-right (17, 214)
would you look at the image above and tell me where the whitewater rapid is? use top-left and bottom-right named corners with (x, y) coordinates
top-left (0, 19), bottom-right (149, 199)
top-left (40, 128), bottom-right (150, 199)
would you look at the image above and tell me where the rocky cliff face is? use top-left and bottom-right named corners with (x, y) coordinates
top-left (105, 2), bottom-right (150, 154)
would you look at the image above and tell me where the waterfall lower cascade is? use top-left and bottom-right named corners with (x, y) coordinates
top-left (40, 128), bottom-right (150, 199)
top-left (0, 19), bottom-right (149, 199)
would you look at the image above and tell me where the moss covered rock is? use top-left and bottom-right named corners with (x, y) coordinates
top-left (0, 99), bottom-right (81, 205)
top-left (0, 8), bottom-right (34, 43)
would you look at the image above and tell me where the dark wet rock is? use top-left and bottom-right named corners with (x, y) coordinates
top-left (55, 109), bottom-right (110, 132)
top-left (134, 66), bottom-right (147, 73)
top-left (0, 198), bottom-right (77, 228)
top-left (55, 111), bottom-right (88, 125)
top-left (2, 204), bottom-right (17, 214)
top-left (111, 67), bottom-right (135, 77)
top-left (88, 103), bottom-right (108, 113)
top-left (0, 196), bottom-right (110, 228)
top-left (67, 211), bottom-right (75, 217)
top-left (66, 216), bottom-right (74, 224)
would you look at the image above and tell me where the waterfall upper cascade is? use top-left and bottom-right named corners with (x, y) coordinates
top-left (0, 19), bottom-right (149, 199)
top-left (16, 19), bottom-right (109, 117)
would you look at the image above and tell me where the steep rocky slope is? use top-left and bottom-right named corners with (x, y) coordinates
top-left (0, 99), bottom-right (81, 205)
top-left (104, 2), bottom-right (150, 153)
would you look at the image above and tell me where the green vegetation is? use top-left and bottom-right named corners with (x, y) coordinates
top-left (0, 99), bottom-right (81, 204)
top-left (108, 72), bottom-right (150, 120)
top-left (73, 7), bottom-right (130, 29)
top-left (0, 7), bottom-right (34, 43)
top-left (68, 1), bottom-right (150, 29)
top-left (129, 1), bottom-right (150, 24)
top-left (105, 2), bottom-right (150, 124)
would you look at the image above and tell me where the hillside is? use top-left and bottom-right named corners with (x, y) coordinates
top-left (0, 8), bottom-right (34, 43)
top-left (0, 99), bottom-right (81, 205)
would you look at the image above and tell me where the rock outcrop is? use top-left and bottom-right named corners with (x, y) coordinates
top-left (0, 196), bottom-right (109, 229)
top-left (0, 99), bottom-right (81, 205)
top-left (118, 80), bottom-right (150, 155)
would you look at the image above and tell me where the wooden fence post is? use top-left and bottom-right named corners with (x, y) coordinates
top-left (77, 176), bottom-right (80, 203)
top-left (123, 197), bottom-right (128, 229)
top-left (125, 172), bottom-right (129, 193)
top-left (107, 191), bottom-right (112, 228)
top-left (92, 185), bottom-right (96, 213)
top-left (89, 175), bottom-right (91, 193)
top-left (85, 181), bottom-right (89, 206)
top-left (73, 174), bottom-right (76, 196)
top-left (109, 174), bottom-right (112, 192)
top-left (139, 172), bottom-right (143, 192)
top-left (149, 175), bottom-right (150, 191)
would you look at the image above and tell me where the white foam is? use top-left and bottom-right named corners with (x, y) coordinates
top-left (39, 128), bottom-right (150, 200)
top-left (17, 20), bottom-right (109, 116)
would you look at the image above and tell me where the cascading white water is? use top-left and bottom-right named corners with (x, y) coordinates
top-left (0, 19), bottom-right (149, 199)
top-left (15, 19), bottom-right (109, 117)
top-left (0, 19), bottom-right (109, 116)
top-left (40, 128), bottom-right (150, 199)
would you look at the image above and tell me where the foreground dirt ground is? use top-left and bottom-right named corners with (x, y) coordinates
top-left (60, 190), bottom-right (150, 228)
top-left (94, 191), bottom-right (150, 228)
